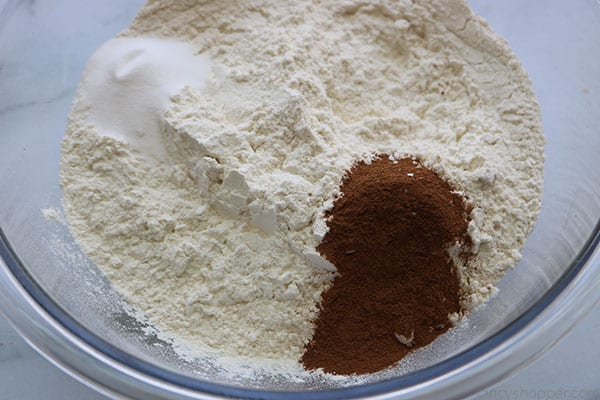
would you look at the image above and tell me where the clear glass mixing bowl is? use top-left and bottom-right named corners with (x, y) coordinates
top-left (0, 1), bottom-right (599, 399)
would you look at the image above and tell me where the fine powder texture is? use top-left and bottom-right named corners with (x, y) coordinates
top-left (60, 0), bottom-right (544, 370)
top-left (302, 157), bottom-right (471, 375)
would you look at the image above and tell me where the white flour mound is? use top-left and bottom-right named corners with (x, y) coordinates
top-left (61, 0), bottom-right (544, 368)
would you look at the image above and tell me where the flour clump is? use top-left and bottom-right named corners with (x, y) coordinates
top-left (60, 0), bottom-right (544, 373)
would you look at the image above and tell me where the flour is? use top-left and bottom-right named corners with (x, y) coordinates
top-left (81, 37), bottom-right (212, 162)
top-left (61, 0), bottom-right (544, 370)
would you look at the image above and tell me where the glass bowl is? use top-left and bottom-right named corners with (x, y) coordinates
top-left (0, 1), bottom-right (599, 399)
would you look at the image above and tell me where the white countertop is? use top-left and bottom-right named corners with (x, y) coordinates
top-left (1, 303), bottom-right (599, 400)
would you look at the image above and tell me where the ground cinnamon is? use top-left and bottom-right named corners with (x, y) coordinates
top-left (301, 156), bottom-right (471, 375)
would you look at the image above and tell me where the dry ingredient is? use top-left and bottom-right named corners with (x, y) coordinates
top-left (60, 0), bottom-right (544, 376)
top-left (302, 157), bottom-right (472, 375)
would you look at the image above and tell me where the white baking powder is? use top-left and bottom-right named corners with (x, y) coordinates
top-left (61, 0), bottom-right (544, 370)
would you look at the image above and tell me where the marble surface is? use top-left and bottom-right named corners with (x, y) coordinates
top-left (1, 304), bottom-right (599, 400)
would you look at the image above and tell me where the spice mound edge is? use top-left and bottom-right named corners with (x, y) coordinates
top-left (301, 156), bottom-right (474, 375)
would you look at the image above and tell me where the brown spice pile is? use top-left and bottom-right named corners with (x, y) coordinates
top-left (301, 156), bottom-right (471, 375)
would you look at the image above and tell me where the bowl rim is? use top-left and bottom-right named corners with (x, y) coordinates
top-left (0, 221), bottom-right (599, 400)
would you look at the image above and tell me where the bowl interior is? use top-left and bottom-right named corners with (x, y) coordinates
top-left (0, 0), bottom-right (599, 393)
